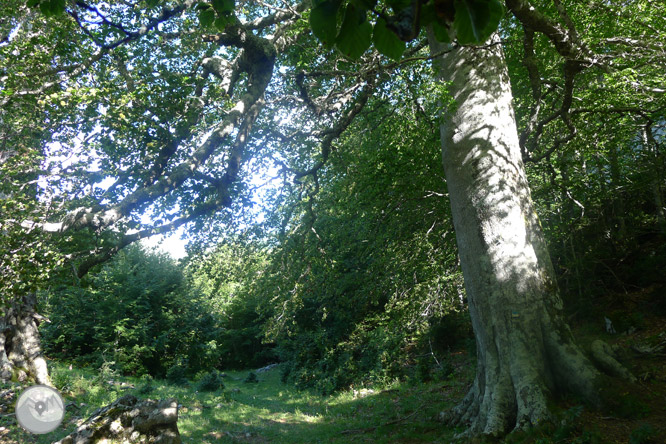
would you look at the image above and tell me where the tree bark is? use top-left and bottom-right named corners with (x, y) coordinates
top-left (0, 293), bottom-right (52, 386)
top-left (428, 32), bottom-right (607, 436)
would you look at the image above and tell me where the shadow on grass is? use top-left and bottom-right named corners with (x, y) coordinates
top-left (175, 368), bottom-right (463, 444)
top-left (1, 362), bottom-right (465, 444)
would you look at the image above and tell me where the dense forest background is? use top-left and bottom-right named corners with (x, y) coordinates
top-left (1, 0), bottom-right (665, 442)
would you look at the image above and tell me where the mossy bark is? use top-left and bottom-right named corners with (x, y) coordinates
top-left (0, 293), bottom-right (52, 386)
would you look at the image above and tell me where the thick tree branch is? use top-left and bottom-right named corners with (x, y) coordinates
top-left (505, 0), bottom-right (603, 68)
top-left (245, 0), bottom-right (308, 31)
top-left (74, 1), bottom-right (134, 37)
top-left (75, 196), bottom-right (223, 277)
top-left (524, 59), bottom-right (580, 163)
top-left (507, 0), bottom-right (658, 162)
top-left (62, 27), bottom-right (275, 233)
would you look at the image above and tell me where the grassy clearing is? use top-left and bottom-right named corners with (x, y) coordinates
top-left (2, 309), bottom-right (665, 444)
top-left (1, 358), bottom-right (468, 443)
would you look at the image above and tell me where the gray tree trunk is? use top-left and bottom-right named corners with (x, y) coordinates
top-left (0, 293), bottom-right (52, 386)
top-left (428, 33), bottom-right (609, 436)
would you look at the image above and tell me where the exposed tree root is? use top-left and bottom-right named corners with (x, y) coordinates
top-left (445, 375), bottom-right (552, 437)
top-left (440, 333), bottom-right (637, 439)
top-left (590, 339), bottom-right (637, 383)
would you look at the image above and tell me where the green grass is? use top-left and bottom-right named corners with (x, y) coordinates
top-left (2, 361), bottom-right (464, 443)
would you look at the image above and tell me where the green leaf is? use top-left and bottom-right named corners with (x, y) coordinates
top-left (335, 4), bottom-right (372, 59)
top-left (310, 0), bottom-right (342, 46)
top-left (38, 0), bottom-right (65, 15)
top-left (214, 16), bottom-right (229, 31)
top-left (373, 18), bottom-right (405, 60)
top-left (39, 1), bottom-right (53, 16)
top-left (453, 0), bottom-right (503, 44)
top-left (199, 9), bottom-right (216, 28)
top-left (26, 0), bottom-right (40, 7)
top-left (386, 0), bottom-right (411, 10)
top-left (355, 0), bottom-right (377, 9)
top-left (146, 0), bottom-right (160, 7)
top-left (212, 0), bottom-right (234, 14)
top-left (51, 0), bottom-right (65, 14)
top-left (420, 2), bottom-right (436, 26)
top-left (431, 22), bottom-right (451, 43)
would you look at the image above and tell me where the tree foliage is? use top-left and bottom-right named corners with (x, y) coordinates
top-left (501, 0), bottom-right (666, 309)
top-left (41, 240), bottom-right (278, 376)
top-left (1, 0), bottom-right (665, 437)
top-left (249, 67), bottom-right (469, 392)
top-left (185, 239), bottom-right (277, 369)
top-left (41, 245), bottom-right (221, 376)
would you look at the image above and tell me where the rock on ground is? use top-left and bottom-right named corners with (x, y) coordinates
top-left (54, 394), bottom-right (181, 444)
top-left (255, 363), bottom-right (278, 373)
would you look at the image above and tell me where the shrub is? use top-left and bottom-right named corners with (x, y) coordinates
top-left (137, 374), bottom-right (154, 395)
top-left (630, 423), bottom-right (657, 444)
top-left (96, 359), bottom-right (119, 383)
top-left (416, 355), bottom-right (432, 382)
top-left (41, 245), bottom-right (225, 378)
top-left (137, 383), bottom-right (154, 395)
top-left (428, 312), bottom-right (473, 352)
top-left (196, 370), bottom-right (225, 392)
top-left (165, 364), bottom-right (188, 385)
top-left (244, 372), bottom-right (259, 383)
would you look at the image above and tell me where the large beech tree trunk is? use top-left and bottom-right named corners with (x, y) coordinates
top-left (428, 33), bottom-right (607, 436)
top-left (0, 293), bottom-right (52, 386)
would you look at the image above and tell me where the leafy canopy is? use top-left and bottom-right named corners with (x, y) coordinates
top-left (28, 0), bottom-right (504, 60)
top-left (310, 0), bottom-right (504, 60)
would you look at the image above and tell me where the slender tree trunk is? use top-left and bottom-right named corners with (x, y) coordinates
top-left (0, 293), bottom-right (52, 386)
top-left (643, 125), bottom-right (666, 234)
top-left (428, 33), bottom-right (609, 436)
top-left (608, 145), bottom-right (627, 240)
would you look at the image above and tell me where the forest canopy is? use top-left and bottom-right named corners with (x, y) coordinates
top-left (1, 0), bottom-right (665, 441)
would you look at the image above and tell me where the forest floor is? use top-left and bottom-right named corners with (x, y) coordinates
top-left (1, 291), bottom-right (665, 443)
top-left (566, 286), bottom-right (666, 444)
top-left (1, 358), bottom-right (469, 443)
